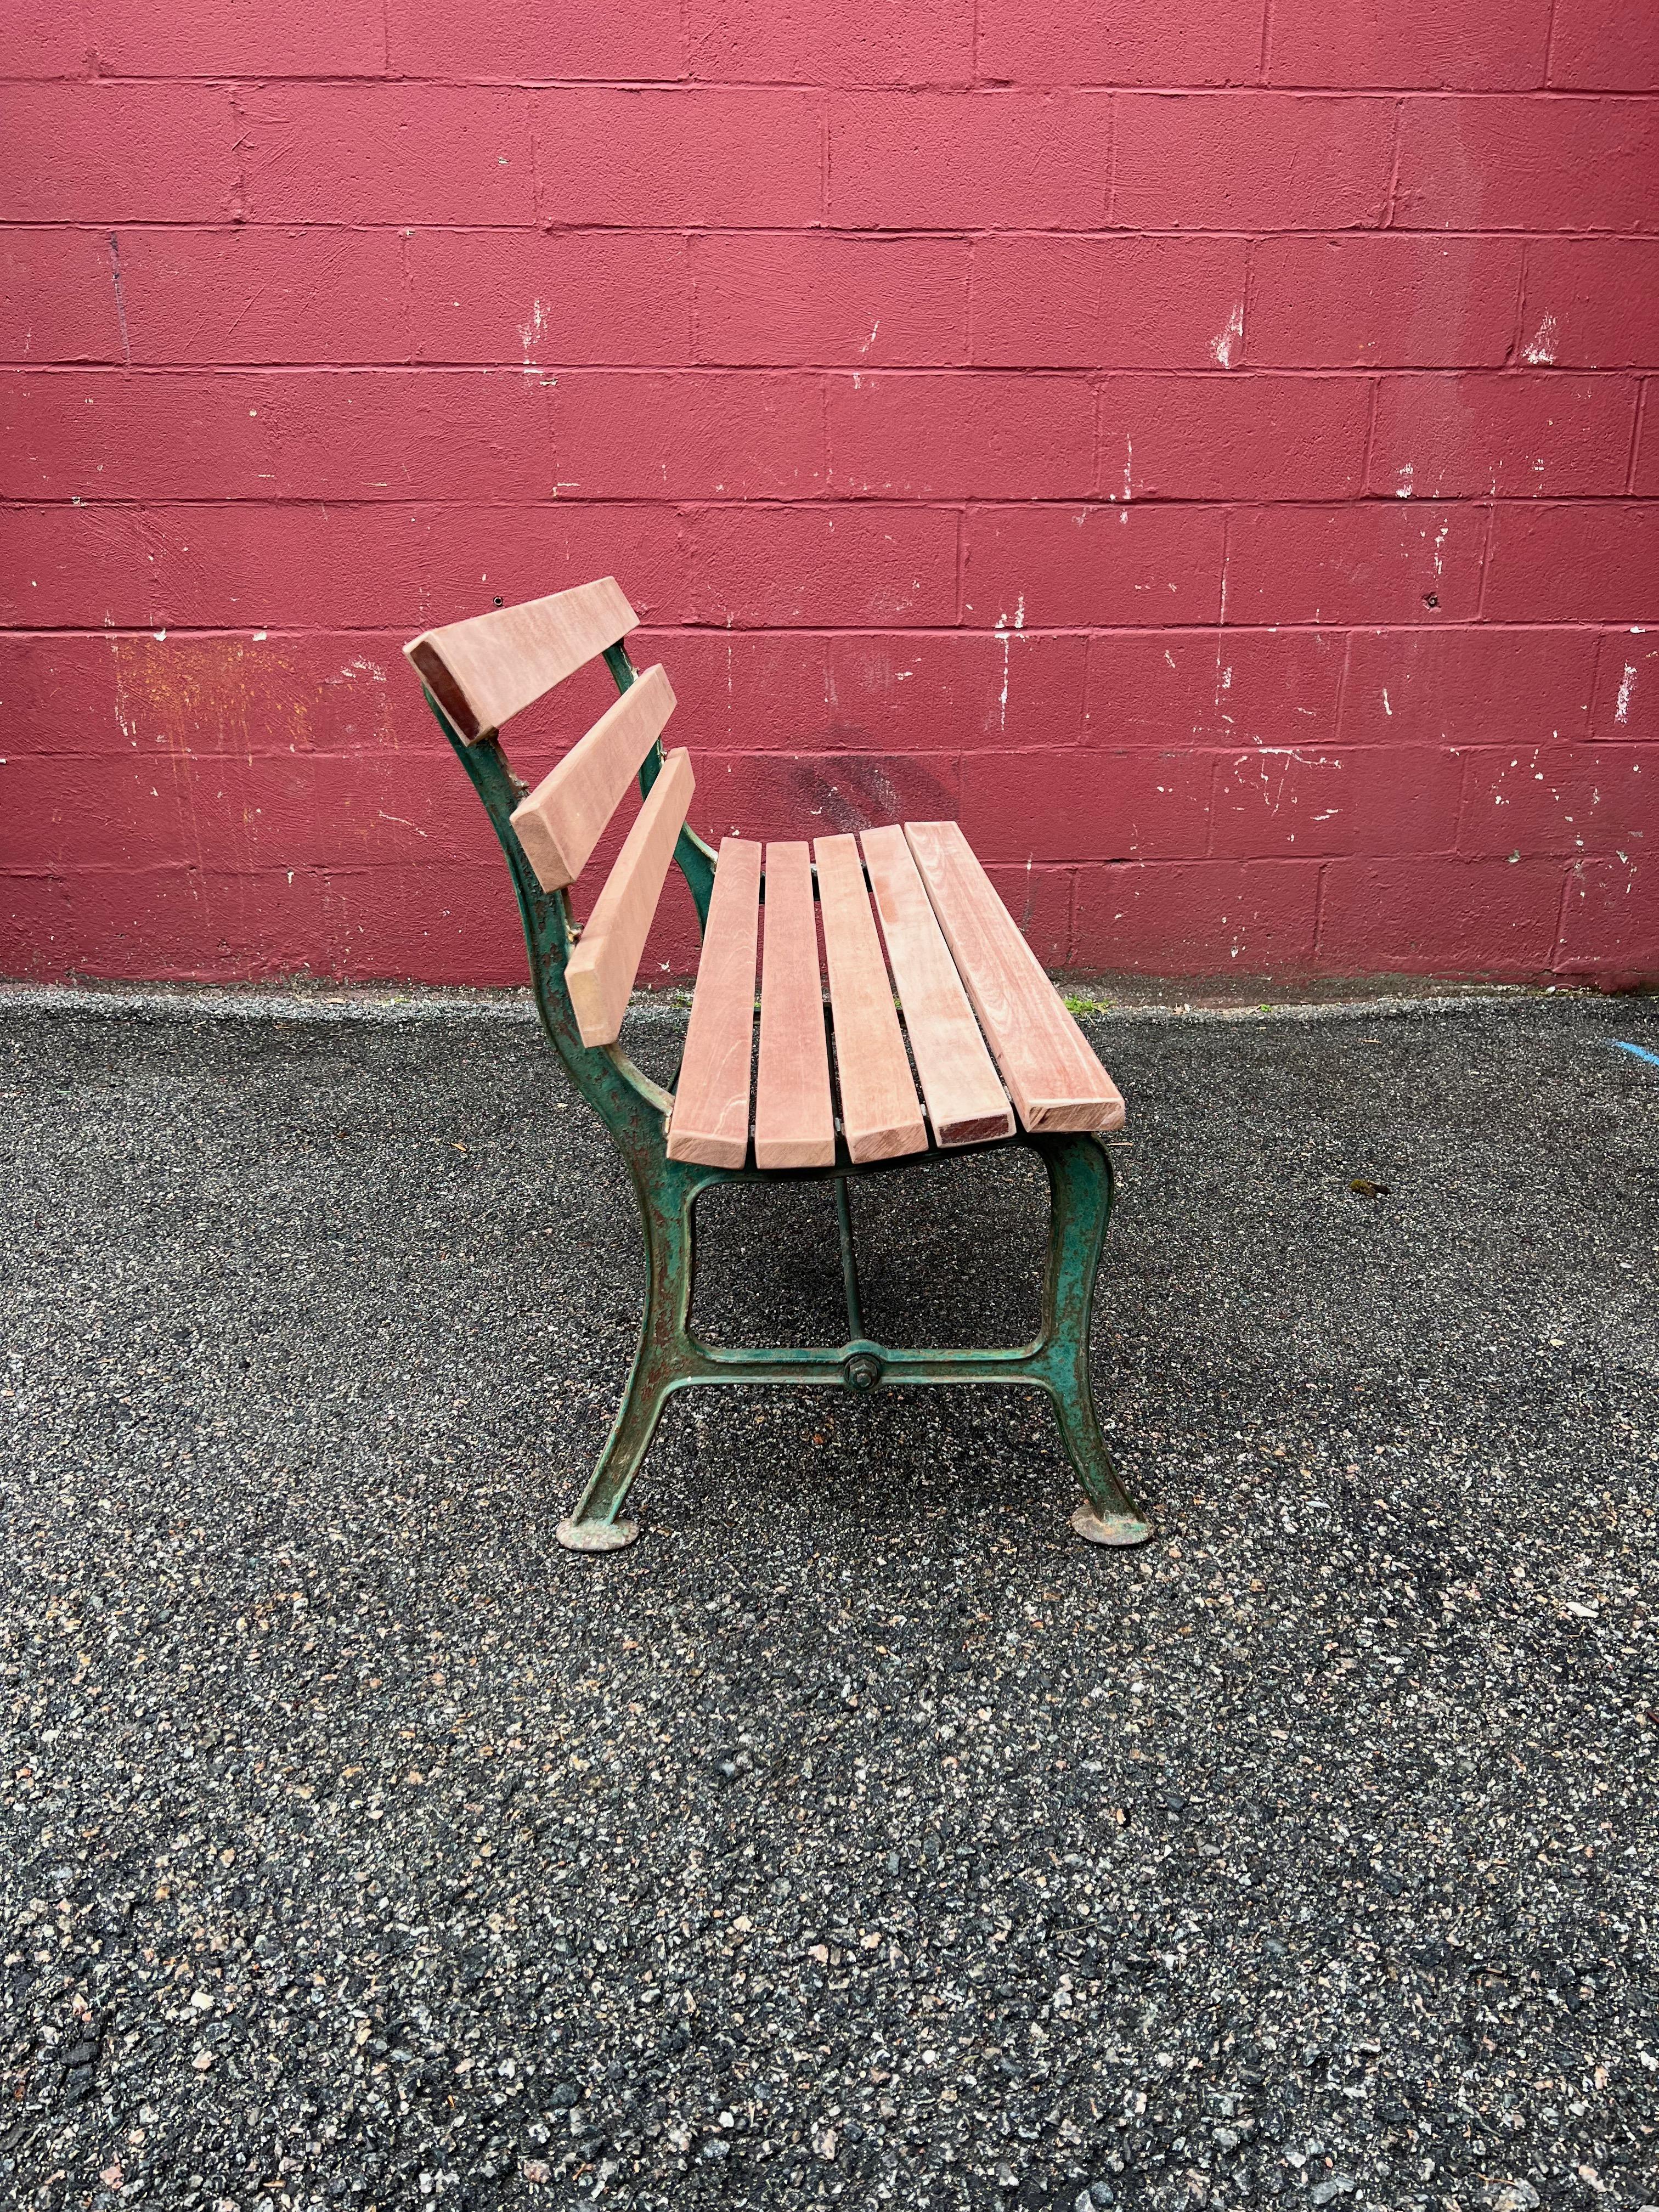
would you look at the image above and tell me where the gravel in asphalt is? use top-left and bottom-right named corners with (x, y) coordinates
top-left (2, 994), bottom-right (1656, 2212)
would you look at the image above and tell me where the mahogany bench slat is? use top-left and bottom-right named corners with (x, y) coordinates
top-left (666, 836), bottom-right (761, 1170)
top-left (905, 819), bottom-right (1126, 1136)
top-left (510, 662), bottom-right (676, 893)
top-left (565, 745), bottom-right (694, 1048)
top-left (754, 840), bottom-right (837, 1171)
top-left (860, 823), bottom-right (1014, 1150)
top-left (814, 833), bottom-right (928, 1166)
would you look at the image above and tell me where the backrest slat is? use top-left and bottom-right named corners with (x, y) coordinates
top-left (565, 747), bottom-right (695, 1047)
top-left (510, 663), bottom-right (676, 891)
top-left (403, 576), bottom-right (637, 741)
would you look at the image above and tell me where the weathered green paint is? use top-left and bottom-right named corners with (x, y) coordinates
top-left (419, 667), bottom-right (1152, 1551)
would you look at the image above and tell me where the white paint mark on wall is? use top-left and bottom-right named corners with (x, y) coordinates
top-left (1396, 461), bottom-right (1413, 500)
top-left (1615, 663), bottom-right (1637, 724)
top-left (518, 298), bottom-right (548, 361)
top-left (1212, 301), bottom-right (1245, 369)
top-left (1521, 312), bottom-right (1558, 366)
top-left (1381, 687), bottom-right (1392, 717)
top-left (994, 611), bottom-right (1014, 733)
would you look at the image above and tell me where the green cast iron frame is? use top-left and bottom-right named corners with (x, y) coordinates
top-left (417, 645), bottom-right (1153, 1553)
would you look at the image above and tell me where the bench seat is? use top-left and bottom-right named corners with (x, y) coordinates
top-left (668, 817), bottom-right (1124, 1172)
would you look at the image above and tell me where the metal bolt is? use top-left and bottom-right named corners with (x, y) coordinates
top-left (843, 1351), bottom-right (882, 1393)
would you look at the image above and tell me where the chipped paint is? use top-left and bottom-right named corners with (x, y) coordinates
top-left (517, 300), bottom-right (548, 362)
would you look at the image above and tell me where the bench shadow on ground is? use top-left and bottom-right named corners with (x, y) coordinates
top-left (670, 1148), bottom-right (1079, 1532)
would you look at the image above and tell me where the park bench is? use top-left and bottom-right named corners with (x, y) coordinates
top-left (404, 578), bottom-right (1153, 1555)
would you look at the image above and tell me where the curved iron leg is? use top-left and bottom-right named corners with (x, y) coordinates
top-left (1036, 1135), bottom-right (1154, 1548)
top-left (556, 1165), bottom-right (694, 1553)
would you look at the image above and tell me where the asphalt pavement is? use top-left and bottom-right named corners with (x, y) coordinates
top-left (2, 990), bottom-right (1656, 2212)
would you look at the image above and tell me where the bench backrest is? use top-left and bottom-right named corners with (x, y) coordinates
top-left (404, 579), bottom-right (701, 1049)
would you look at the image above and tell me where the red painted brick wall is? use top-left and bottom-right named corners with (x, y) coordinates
top-left (3, 2), bottom-right (1656, 988)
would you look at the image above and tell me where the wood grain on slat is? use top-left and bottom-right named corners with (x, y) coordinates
top-left (565, 748), bottom-right (694, 1048)
top-left (904, 819), bottom-right (1125, 1134)
top-left (813, 834), bottom-right (927, 1164)
top-left (667, 838), bottom-right (761, 1169)
top-left (859, 825), bottom-right (1013, 1148)
top-left (754, 842), bottom-right (835, 1170)
top-left (509, 663), bottom-right (675, 891)
top-left (404, 577), bottom-right (637, 741)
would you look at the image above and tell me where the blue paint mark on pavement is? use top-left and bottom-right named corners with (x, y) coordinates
top-left (1613, 1040), bottom-right (1659, 1070)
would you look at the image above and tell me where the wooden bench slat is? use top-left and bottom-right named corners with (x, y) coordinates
top-left (754, 842), bottom-right (836, 1170)
top-left (904, 819), bottom-right (1125, 1134)
top-left (667, 838), bottom-right (761, 1169)
top-left (565, 747), bottom-right (694, 1048)
top-left (510, 663), bottom-right (675, 891)
top-left (404, 576), bottom-right (637, 742)
top-left (860, 825), bottom-right (1014, 1149)
top-left (813, 834), bottom-right (928, 1165)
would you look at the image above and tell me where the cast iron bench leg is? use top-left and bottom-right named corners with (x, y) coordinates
top-left (1035, 1134), bottom-right (1154, 1548)
top-left (555, 1134), bottom-right (1153, 1554)
top-left (554, 1163), bottom-right (694, 1554)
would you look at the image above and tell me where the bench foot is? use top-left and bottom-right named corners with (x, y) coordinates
top-left (1070, 1501), bottom-right (1155, 1548)
top-left (556, 1515), bottom-right (640, 1554)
